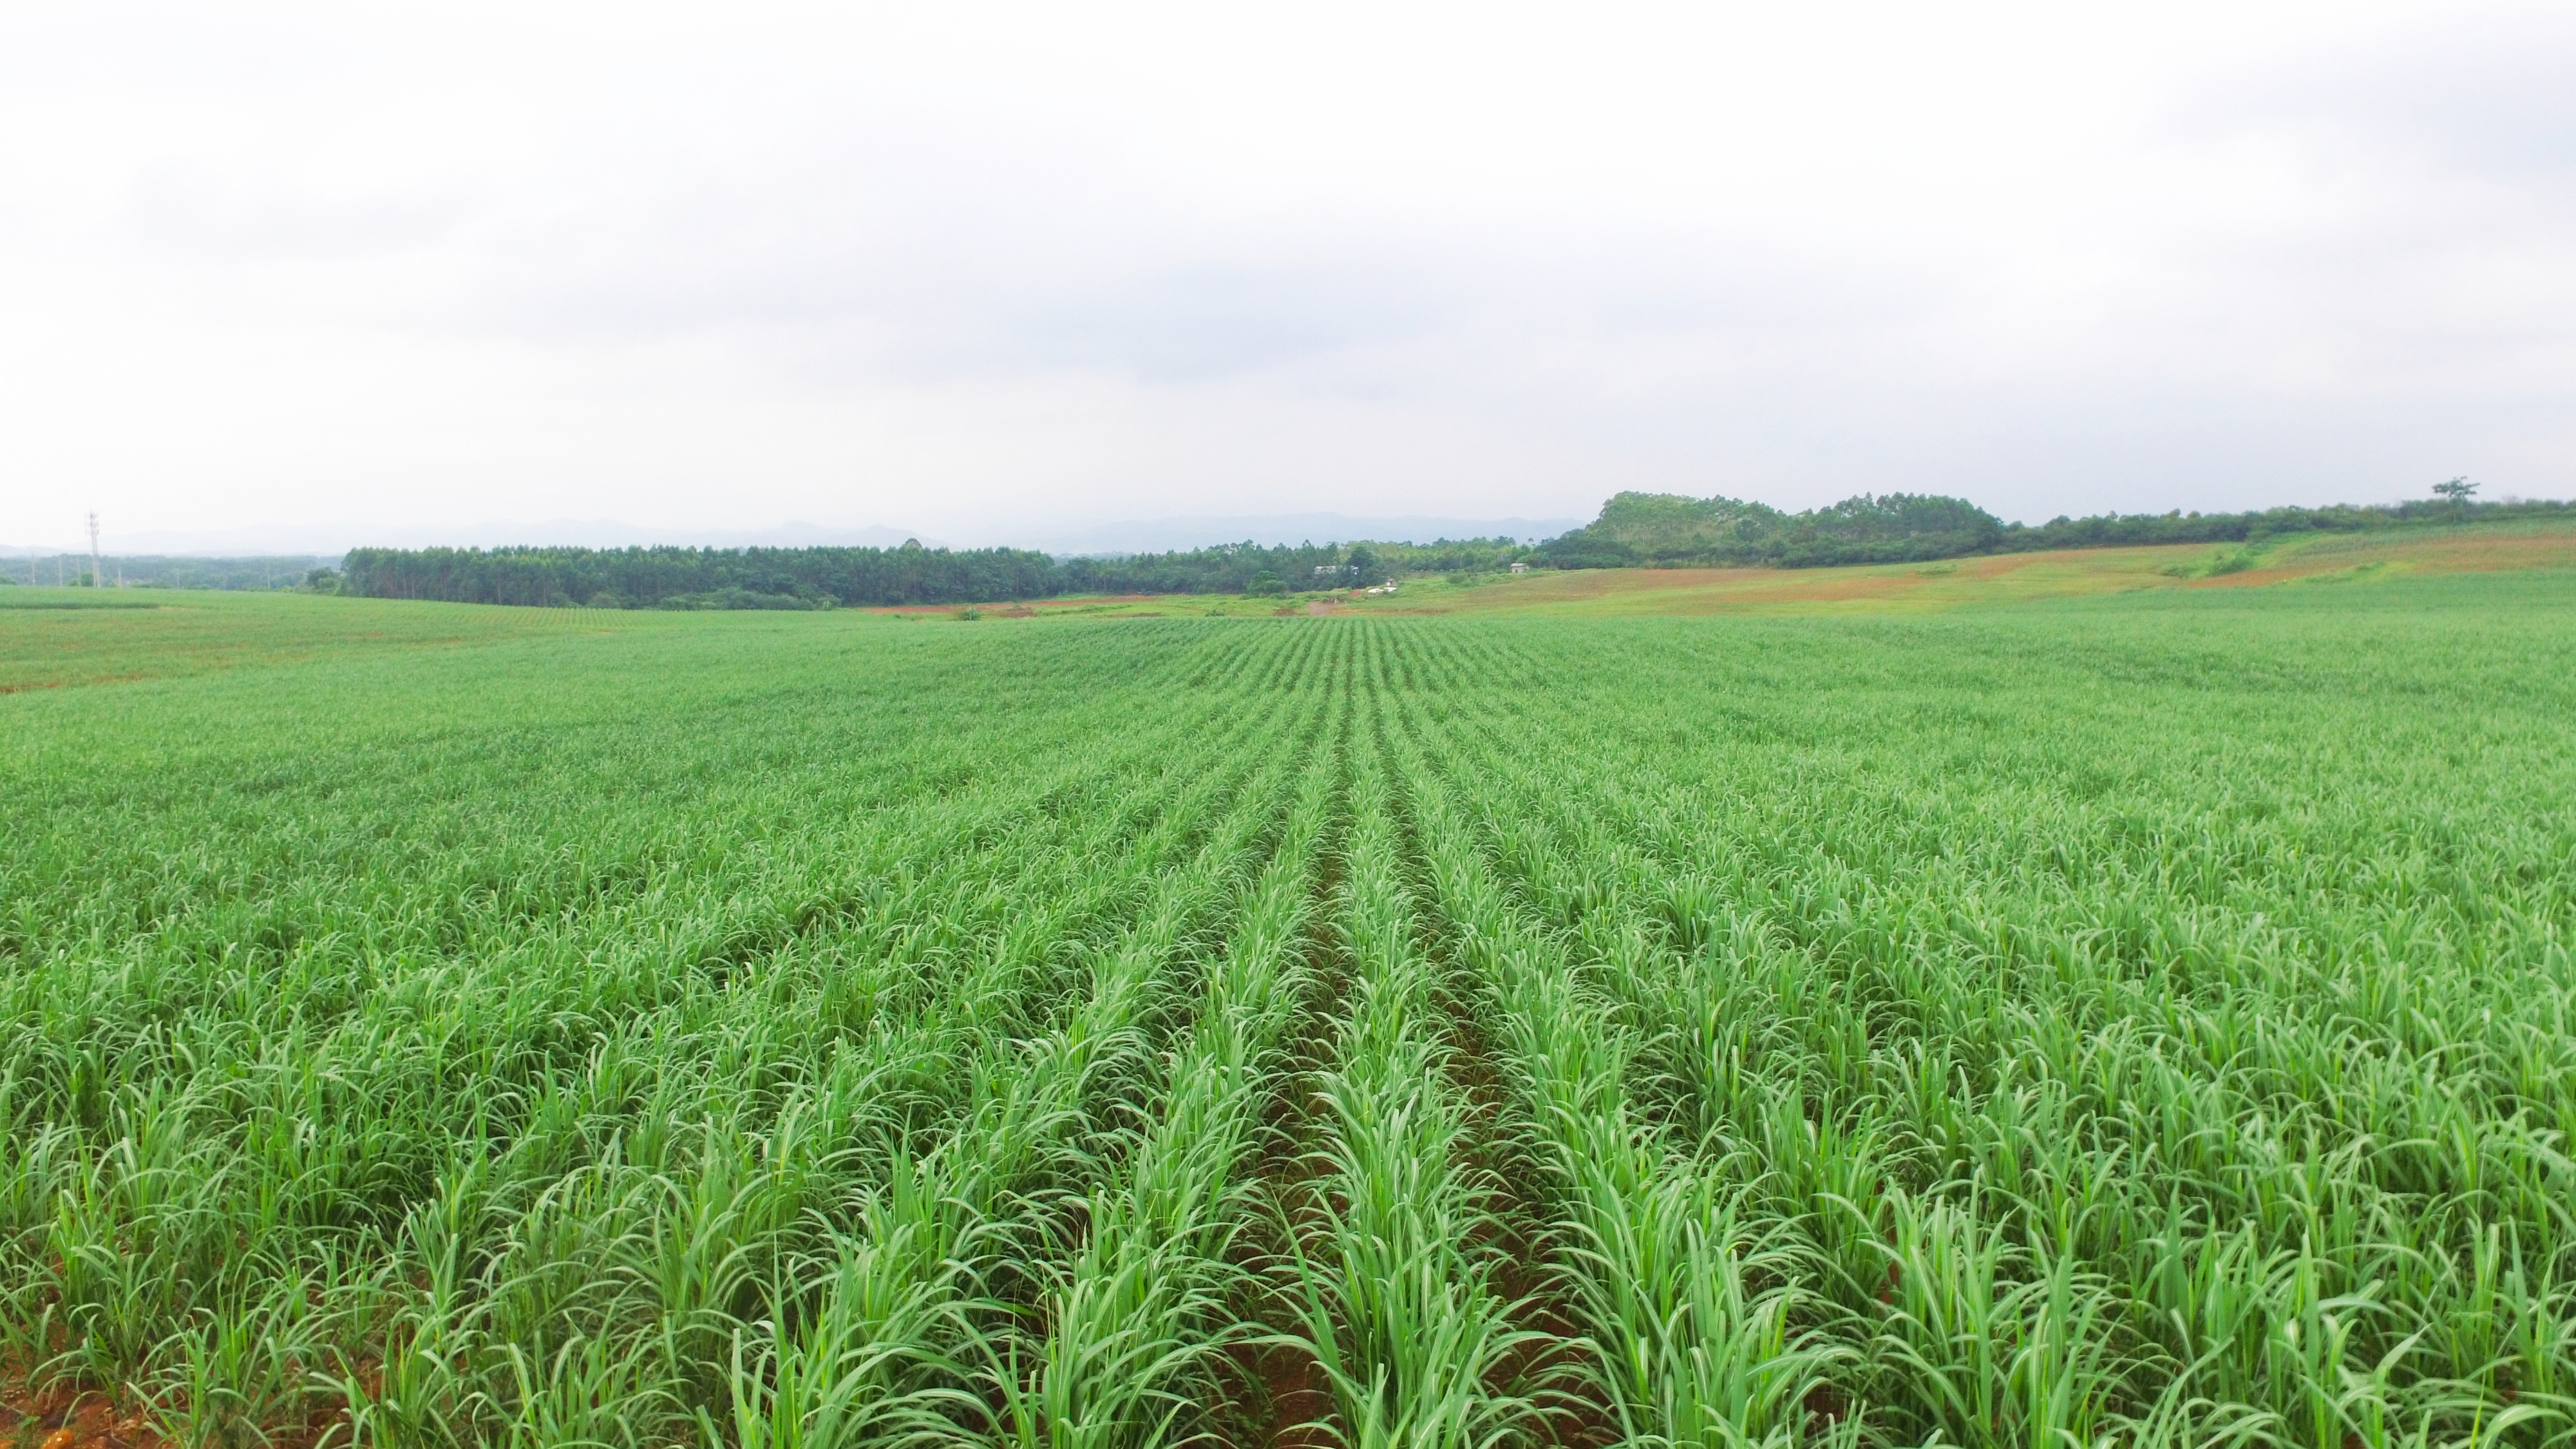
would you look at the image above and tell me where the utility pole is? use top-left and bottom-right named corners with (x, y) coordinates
top-left (88, 512), bottom-right (102, 589)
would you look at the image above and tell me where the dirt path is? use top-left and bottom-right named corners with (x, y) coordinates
top-left (1370, 700), bottom-right (1618, 1448)
top-left (1238, 714), bottom-right (1351, 1449)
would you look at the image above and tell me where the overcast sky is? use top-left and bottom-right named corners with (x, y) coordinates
top-left (3, 0), bottom-right (2571, 549)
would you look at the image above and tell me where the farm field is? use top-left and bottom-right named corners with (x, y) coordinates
top-left (855, 514), bottom-right (2576, 620)
top-left (6, 571), bottom-right (2576, 1449)
top-left (1379, 513), bottom-right (2576, 618)
top-left (0, 590), bottom-right (636, 694)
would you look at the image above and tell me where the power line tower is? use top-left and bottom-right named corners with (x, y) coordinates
top-left (87, 511), bottom-right (102, 589)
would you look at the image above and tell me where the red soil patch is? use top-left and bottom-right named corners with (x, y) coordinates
top-left (3, 1354), bottom-right (361, 1449)
top-left (1246, 1343), bottom-right (1336, 1449)
top-left (2, 1381), bottom-right (162, 1449)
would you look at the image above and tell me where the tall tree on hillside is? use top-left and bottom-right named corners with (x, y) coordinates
top-left (2433, 477), bottom-right (2479, 516)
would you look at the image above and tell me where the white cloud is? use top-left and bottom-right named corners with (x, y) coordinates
top-left (1, 0), bottom-right (2569, 549)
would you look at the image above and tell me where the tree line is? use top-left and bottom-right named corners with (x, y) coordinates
top-left (1531, 488), bottom-right (2573, 570)
top-left (332, 485), bottom-right (2568, 608)
top-left (337, 537), bottom-right (1532, 609)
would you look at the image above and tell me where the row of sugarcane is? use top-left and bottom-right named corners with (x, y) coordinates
top-left (1372, 618), bottom-right (2576, 1448)
top-left (6, 628), bottom-right (1352, 1448)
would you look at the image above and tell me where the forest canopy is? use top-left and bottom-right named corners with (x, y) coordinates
top-left (335, 489), bottom-right (2574, 607)
top-left (1530, 489), bottom-right (2573, 570)
top-left (338, 536), bottom-right (1530, 609)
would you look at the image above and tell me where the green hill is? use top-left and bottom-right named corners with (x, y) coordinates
top-left (1539, 488), bottom-right (2575, 571)
top-left (1539, 490), bottom-right (2003, 567)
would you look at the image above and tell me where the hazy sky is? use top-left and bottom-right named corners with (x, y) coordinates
top-left (3, 1), bottom-right (2571, 549)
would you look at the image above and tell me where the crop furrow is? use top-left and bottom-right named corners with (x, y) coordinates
top-left (1268, 685), bottom-right (1540, 1449)
top-left (706, 690), bottom-right (1324, 1449)
top-left (979, 694), bottom-right (1343, 1449)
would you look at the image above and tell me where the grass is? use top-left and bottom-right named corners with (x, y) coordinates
top-left (12, 513), bottom-right (2566, 692)
top-left (0, 589), bottom-right (646, 693)
top-left (4, 560), bottom-right (2575, 1448)
top-left (1368, 513), bottom-right (2576, 616)
top-left (848, 515), bottom-right (2576, 621)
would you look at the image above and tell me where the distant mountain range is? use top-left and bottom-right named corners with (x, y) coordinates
top-left (1019, 513), bottom-right (1581, 554)
top-left (3, 513), bottom-right (1580, 559)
